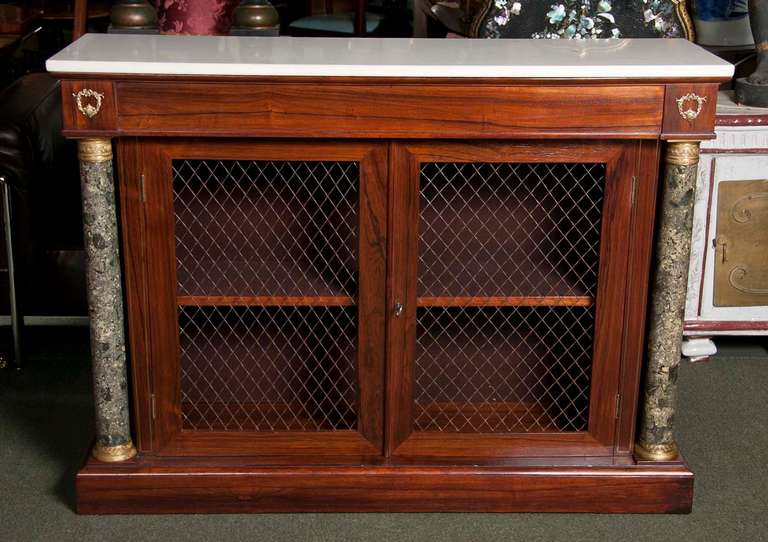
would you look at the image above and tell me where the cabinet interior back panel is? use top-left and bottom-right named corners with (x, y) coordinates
top-left (173, 159), bottom-right (358, 298)
top-left (171, 159), bottom-right (360, 433)
top-left (415, 161), bottom-right (605, 433)
top-left (418, 162), bottom-right (604, 298)
top-left (178, 305), bottom-right (357, 432)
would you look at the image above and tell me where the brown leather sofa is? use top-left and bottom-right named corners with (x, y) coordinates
top-left (0, 72), bottom-right (87, 367)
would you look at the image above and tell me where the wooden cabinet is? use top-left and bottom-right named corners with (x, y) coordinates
top-left (48, 35), bottom-right (733, 514)
top-left (130, 138), bottom-right (640, 463)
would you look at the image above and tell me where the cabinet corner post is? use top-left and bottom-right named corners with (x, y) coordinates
top-left (635, 140), bottom-right (701, 462)
top-left (78, 137), bottom-right (137, 463)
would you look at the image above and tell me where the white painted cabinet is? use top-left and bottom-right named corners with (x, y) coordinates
top-left (684, 92), bottom-right (768, 360)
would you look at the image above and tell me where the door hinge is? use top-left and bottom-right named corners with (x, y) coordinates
top-left (615, 394), bottom-right (621, 418)
top-left (630, 176), bottom-right (638, 208)
top-left (150, 393), bottom-right (156, 420)
top-left (140, 173), bottom-right (146, 202)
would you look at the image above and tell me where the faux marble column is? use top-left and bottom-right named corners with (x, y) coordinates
top-left (78, 138), bottom-right (137, 463)
top-left (635, 141), bottom-right (701, 462)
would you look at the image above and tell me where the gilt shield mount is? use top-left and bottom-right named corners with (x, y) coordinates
top-left (73, 89), bottom-right (105, 119)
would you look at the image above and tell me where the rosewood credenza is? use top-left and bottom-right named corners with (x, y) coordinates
top-left (47, 34), bottom-right (733, 513)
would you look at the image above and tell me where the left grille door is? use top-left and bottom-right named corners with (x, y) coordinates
top-left (143, 140), bottom-right (387, 459)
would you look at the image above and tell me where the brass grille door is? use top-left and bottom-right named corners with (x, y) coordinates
top-left (387, 142), bottom-right (636, 459)
top-left (143, 141), bottom-right (387, 458)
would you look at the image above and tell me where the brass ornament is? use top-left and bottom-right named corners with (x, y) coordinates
top-left (233, 0), bottom-right (280, 28)
top-left (78, 138), bottom-right (113, 163)
top-left (676, 93), bottom-right (707, 122)
top-left (110, 0), bottom-right (158, 29)
top-left (92, 441), bottom-right (138, 462)
top-left (634, 441), bottom-right (679, 462)
top-left (665, 140), bottom-right (700, 166)
top-left (73, 89), bottom-right (105, 119)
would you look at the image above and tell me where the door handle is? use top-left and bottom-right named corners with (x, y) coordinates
top-left (393, 302), bottom-right (404, 318)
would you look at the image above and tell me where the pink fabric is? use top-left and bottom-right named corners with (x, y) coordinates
top-left (157, 0), bottom-right (240, 35)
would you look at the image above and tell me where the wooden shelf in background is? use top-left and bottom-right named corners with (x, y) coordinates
top-left (417, 296), bottom-right (594, 307)
top-left (177, 295), bottom-right (356, 307)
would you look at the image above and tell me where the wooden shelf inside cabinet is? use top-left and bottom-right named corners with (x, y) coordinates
top-left (177, 296), bottom-right (356, 307)
top-left (417, 296), bottom-right (594, 307)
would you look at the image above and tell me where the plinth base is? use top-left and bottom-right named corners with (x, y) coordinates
top-left (734, 77), bottom-right (768, 108)
top-left (76, 451), bottom-right (694, 514)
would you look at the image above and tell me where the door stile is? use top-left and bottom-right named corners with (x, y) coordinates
top-left (385, 143), bottom-right (420, 456)
top-left (355, 145), bottom-right (389, 451)
top-left (614, 140), bottom-right (662, 455)
top-left (141, 142), bottom-right (183, 454)
top-left (585, 142), bottom-right (638, 446)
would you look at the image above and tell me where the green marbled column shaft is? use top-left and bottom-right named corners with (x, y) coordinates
top-left (79, 140), bottom-right (135, 460)
top-left (636, 142), bottom-right (700, 461)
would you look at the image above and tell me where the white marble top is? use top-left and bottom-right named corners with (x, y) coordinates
top-left (46, 34), bottom-right (733, 79)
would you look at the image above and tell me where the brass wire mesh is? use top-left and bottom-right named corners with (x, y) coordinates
top-left (173, 159), bottom-right (358, 297)
top-left (172, 159), bottom-right (360, 432)
top-left (419, 162), bottom-right (605, 298)
top-left (179, 305), bottom-right (357, 432)
top-left (414, 305), bottom-right (595, 432)
top-left (415, 162), bottom-right (605, 433)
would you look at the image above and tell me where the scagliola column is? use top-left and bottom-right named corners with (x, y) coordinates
top-left (635, 140), bottom-right (701, 462)
top-left (78, 138), bottom-right (136, 462)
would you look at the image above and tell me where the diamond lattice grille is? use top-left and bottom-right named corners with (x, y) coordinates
top-left (414, 306), bottom-right (594, 433)
top-left (179, 305), bottom-right (357, 432)
top-left (418, 162), bottom-right (605, 298)
top-left (172, 159), bottom-right (360, 433)
top-left (173, 159), bottom-right (358, 297)
top-left (415, 161), bottom-right (605, 433)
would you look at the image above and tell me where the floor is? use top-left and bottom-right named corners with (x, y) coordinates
top-left (0, 329), bottom-right (766, 542)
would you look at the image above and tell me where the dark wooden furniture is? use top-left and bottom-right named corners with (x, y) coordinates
top-left (0, 4), bottom-right (41, 34)
top-left (0, 74), bottom-right (84, 369)
top-left (0, 4), bottom-right (40, 66)
top-left (289, 0), bottom-right (376, 36)
top-left (47, 35), bottom-right (733, 514)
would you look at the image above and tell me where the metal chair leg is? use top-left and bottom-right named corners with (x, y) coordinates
top-left (0, 176), bottom-right (22, 369)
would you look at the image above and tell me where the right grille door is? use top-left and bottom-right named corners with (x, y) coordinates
top-left (387, 142), bottom-right (636, 459)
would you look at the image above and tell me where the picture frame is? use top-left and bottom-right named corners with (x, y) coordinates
top-left (470, 0), bottom-right (695, 40)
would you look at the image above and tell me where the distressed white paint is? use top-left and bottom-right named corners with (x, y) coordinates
top-left (698, 154), bottom-right (768, 322)
top-left (702, 126), bottom-right (768, 151)
top-left (686, 153), bottom-right (714, 320)
top-left (686, 94), bottom-right (768, 334)
top-left (681, 337), bottom-right (717, 358)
